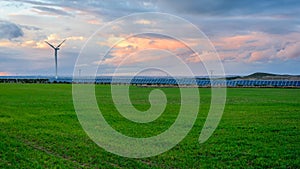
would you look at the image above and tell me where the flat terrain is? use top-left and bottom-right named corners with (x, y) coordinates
top-left (0, 84), bottom-right (299, 168)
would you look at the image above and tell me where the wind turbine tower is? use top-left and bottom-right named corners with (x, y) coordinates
top-left (45, 39), bottom-right (66, 79)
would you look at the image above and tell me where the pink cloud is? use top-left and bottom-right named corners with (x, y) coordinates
top-left (87, 19), bottom-right (101, 25)
top-left (212, 32), bottom-right (300, 62)
top-left (248, 48), bottom-right (275, 62)
top-left (0, 72), bottom-right (10, 76)
top-left (0, 33), bottom-right (84, 50)
top-left (103, 36), bottom-right (188, 66)
top-left (185, 51), bottom-right (217, 63)
top-left (98, 32), bottom-right (300, 66)
top-left (102, 51), bottom-right (166, 66)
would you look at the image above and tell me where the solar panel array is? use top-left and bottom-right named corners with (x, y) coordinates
top-left (1, 76), bottom-right (299, 87)
top-left (71, 77), bottom-right (300, 87)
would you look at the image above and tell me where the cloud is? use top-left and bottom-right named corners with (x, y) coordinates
top-left (134, 19), bottom-right (152, 25)
top-left (0, 40), bottom-right (15, 47)
top-left (20, 25), bottom-right (41, 31)
top-left (87, 19), bottom-right (101, 25)
top-left (12, 0), bottom-right (300, 20)
top-left (277, 41), bottom-right (300, 59)
top-left (3, 0), bottom-right (300, 75)
top-left (0, 33), bottom-right (84, 50)
top-left (153, 0), bottom-right (300, 37)
top-left (248, 48), bottom-right (275, 62)
top-left (101, 34), bottom-right (188, 66)
top-left (0, 20), bottom-right (23, 40)
top-left (10, 0), bottom-right (156, 20)
top-left (32, 6), bottom-right (73, 17)
top-left (34, 34), bottom-right (84, 49)
top-left (10, 0), bottom-right (299, 37)
top-left (156, 0), bottom-right (300, 17)
top-left (101, 50), bottom-right (167, 66)
top-left (212, 32), bottom-right (300, 63)
top-left (0, 72), bottom-right (10, 76)
top-left (185, 51), bottom-right (217, 63)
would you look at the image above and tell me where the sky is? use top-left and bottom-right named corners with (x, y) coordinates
top-left (0, 0), bottom-right (300, 76)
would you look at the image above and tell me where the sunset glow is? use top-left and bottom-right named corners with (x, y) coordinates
top-left (0, 1), bottom-right (299, 76)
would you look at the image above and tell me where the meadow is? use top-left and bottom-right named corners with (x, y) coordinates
top-left (0, 84), bottom-right (299, 168)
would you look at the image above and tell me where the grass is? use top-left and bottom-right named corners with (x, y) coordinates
top-left (0, 84), bottom-right (299, 168)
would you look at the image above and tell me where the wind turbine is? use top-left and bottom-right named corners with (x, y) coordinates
top-left (45, 39), bottom-right (66, 79)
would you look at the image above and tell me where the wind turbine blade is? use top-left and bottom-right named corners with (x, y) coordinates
top-left (56, 39), bottom-right (66, 48)
top-left (45, 41), bottom-right (55, 49)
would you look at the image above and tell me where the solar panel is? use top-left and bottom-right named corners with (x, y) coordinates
top-left (66, 77), bottom-right (300, 87)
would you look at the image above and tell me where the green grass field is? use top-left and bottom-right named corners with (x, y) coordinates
top-left (0, 84), bottom-right (299, 168)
